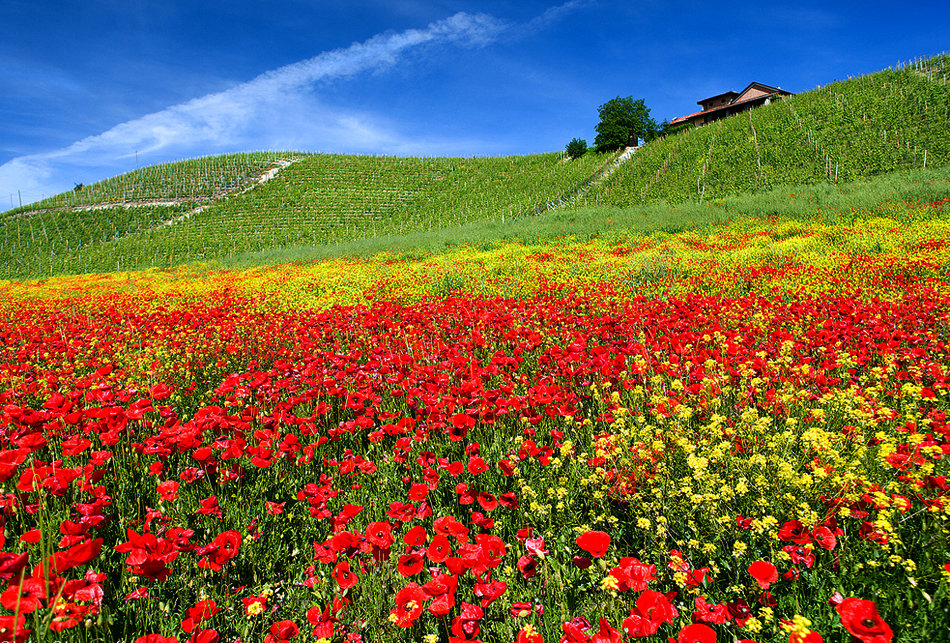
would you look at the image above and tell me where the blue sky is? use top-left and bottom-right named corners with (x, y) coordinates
top-left (1, 0), bottom-right (948, 207)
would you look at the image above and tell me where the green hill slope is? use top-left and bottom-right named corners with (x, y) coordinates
top-left (593, 53), bottom-right (950, 206)
top-left (1, 151), bottom-right (616, 278)
top-left (3, 53), bottom-right (949, 280)
top-left (3, 152), bottom-right (303, 216)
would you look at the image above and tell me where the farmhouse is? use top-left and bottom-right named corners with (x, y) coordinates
top-left (670, 82), bottom-right (793, 128)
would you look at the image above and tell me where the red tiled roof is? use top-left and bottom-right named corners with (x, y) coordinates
top-left (670, 110), bottom-right (703, 125)
top-left (670, 85), bottom-right (791, 126)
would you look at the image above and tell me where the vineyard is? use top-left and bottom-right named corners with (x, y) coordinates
top-left (1, 151), bottom-right (616, 279)
top-left (3, 152), bottom-right (303, 215)
top-left (594, 54), bottom-right (950, 206)
top-left (2, 53), bottom-right (950, 280)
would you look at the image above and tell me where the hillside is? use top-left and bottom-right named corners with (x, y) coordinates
top-left (2, 53), bottom-right (949, 280)
top-left (592, 54), bottom-right (950, 206)
top-left (0, 151), bottom-right (616, 278)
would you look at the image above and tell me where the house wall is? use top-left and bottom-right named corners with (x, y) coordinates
top-left (737, 87), bottom-right (770, 101)
top-left (699, 95), bottom-right (736, 111)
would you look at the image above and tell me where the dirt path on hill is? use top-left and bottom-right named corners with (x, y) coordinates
top-left (11, 158), bottom-right (300, 219)
top-left (533, 146), bottom-right (640, 215)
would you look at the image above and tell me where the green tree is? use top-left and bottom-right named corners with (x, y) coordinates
top-left (594, 97), bottom-right (658, 152)
top-left (565, 138), bottom-right (588, 159)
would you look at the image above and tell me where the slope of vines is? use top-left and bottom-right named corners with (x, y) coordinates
top-left (3, 151), bottom-right (616, 278)
top-left (593, 53), bottom-right (950, 206)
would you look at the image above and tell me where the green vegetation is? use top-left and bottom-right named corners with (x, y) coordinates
top-left (594, 54), bottom-right (950, 206)
top-left (1, 151), bottom-right (617, 278)
top-left (593, 96), bottom-right (657, 151)
top-left (566, 138), bottom-right (588, 159)
top-left (224, 163), bottom-right (950, 269)
top-left (2, 151), bottom-right (302, 217)
top-left (2, 53), bottom-right (949, 280)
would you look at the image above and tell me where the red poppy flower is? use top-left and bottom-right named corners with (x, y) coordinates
top-left (517, 554), bottom-right (539, 579)
top-left (264, 620), bottom-right (299, 643)
top-left (778, 520), bottom-right (812, 545)
top-left (726, 599), bottom-right (751, 626)
top-left (508, 600), bottom-right (535, 619)
top-left (365, 521), bottom-right (394, 549)
top-left (637, 589), bottom-right (678, 629)
top-left (835, 598), bottom-right (893, 643)
top-left (427, 534), bottom-right (452, 563)
top-left (472, 578), bottom-right (506, 607)
top-left (0, 614), bottom-right (30, 643)
top-left (790, 631), bottom-right (824, 643)
top-left (422, 572), bottom-right (458, 599)
top-left (181, 600), bottom-right (219, 634)
top-left (443, 461), bottom-right (465, 476)
top-left (332, 561), bottom-right (358, 588)
top-left (591, 618), bottom-right (621, 643)
top-left (157, 480), bottom-right (179, 501)
top-left (610, 557), bottom-right (656, 591)
top-left (0, 577), bottom-right (46, 614)
top-left (428, 590), bottom-right (456, 617)
top-left (397, 552), bottom-right (425, 577)
top-left (197, 530), bottom-right (241, 571)
top-left (450, 602), bottom-right (484, 640)
top-left (677, 623), bottom-right (717, 643)
top-left (467, 457), bottom-right (488, 475)
top-left (576, 530), bottom-right (611, 558)
top-left (433, 515), bottom-right (469, 543)
top-left (812, 526), bottom-right (837, 550)
top-left (499, 492), bottom-right (519, 509)
top-left (782, 545), bottom-right (814, 569)
top-left (134, 636), bottom-right (179, 643)
top-left (525, 536), bottom-right (548, 557)
top-left (747, 560), bottom-right (778, 589)
top-left (560, 621), bottom-right (591, 643)
top-left (693, 596), bottom-right (728, 624)
top-left (186, 629), bottom-right (219, 643)
top-left (407, 483), bottom-right (429, 501)
top-left (242, 595), bottom-right (267, 616)
top-left (517, 624), bottom-right (543, 643)
top-left (387, 502), bottom-right (416, 523)
top-left (476, 491), bottom-right (498, 511)
top-left (54, 537), bottom-right (103, 572)
top-left (306, 605), bottom-right (337, 638)
top-left (389, 583), bottom-right (426, 627)
top-left (403, 525), bottom-right (428, 547)
top-left (684, 567), bottom-right (710, 587)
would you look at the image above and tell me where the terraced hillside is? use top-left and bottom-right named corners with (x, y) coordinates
top-left (593, 54), bottom-right (950, 206)
top-left (1, 151), bottom-right (616, 278)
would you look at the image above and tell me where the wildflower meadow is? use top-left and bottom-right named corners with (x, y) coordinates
top-left (0, 199), bottom-right (949, 643)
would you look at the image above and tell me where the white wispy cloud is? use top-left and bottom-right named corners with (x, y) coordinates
top-left (526, 0), bottom-right (598, 31)
top-left (0, 3), bottom-right (591, 207)
top-left (0, 11), bottom-right (504, 206)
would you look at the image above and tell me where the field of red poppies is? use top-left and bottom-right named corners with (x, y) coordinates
top-left (1, 206), bottom-right (949, 643)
